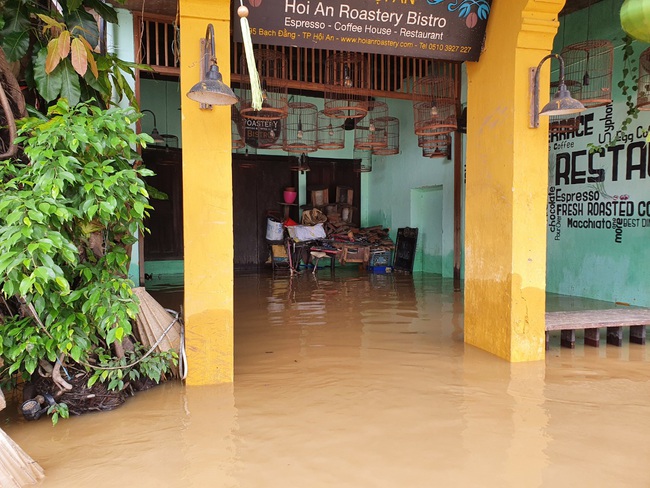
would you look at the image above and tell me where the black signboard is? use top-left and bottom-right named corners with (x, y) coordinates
top-left (234, 0), bottom-right (491, 62)
top-left (238, 118), bottom-right (282, 149)
top-left (393, 227), bottom-right (418, 273)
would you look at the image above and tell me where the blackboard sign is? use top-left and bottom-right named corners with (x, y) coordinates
top-left (393, 227), bottom-right (418, 273)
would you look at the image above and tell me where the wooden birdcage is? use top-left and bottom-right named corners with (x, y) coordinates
top-left (560, 40), bottom-right (613, 108)
top-left (239, 48), bottom-right (289, 121)
top-left (324, 52), bottom-right (369, 119)
top-left (412, 75), bottom-right (457, 136)
top-left (354, 100), bottom-right (388, 149)
top-left (372, 116), bottom-right (399, 156)
top-left (231, 105), bottom-right (245, 150)
top-left (283, 102), bottom-right (318, 153)
top-left (316, 110), bottom-right (345, 150)
top-left (418, 133), bottom-right (449, 149)
top-left (352, 148), bottom-right (373, 173)
top-left (419, 133), bottom-right (451, 158)
top-left (637, 47), bottom-right (650, 110)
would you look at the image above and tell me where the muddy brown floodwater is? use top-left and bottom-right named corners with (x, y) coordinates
top-left (2, 270), bottom-right (650, 487)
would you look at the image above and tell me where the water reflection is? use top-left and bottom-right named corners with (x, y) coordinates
top-left (2, 272), bottom-right (650, 487)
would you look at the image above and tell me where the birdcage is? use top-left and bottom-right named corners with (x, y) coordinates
top-left (316, 110), bottom-right (345, 150)
top-left (283, 102), bottom-right (318, 153)
top-left (637, 47), bottom-right (650, 110)
top-left (239, 48), bottom-right (289, 121)
top-left (560, 40), bottom-right (613, 108)
top-left (412, 75), bottom-right (457, 136)
top-left (352, 148), bottom-right (373, 173)
top-left (354, 100), bottom-right (388, 150)
top-left (324, 52), bottom-right (369, 120)
top-left (371, 116), bottom-right (399, 156)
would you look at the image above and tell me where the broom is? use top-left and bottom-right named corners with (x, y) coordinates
top-left (237, 1), bottom-right (263, 111)
top-left (0, 390), bottom-right (45, 487)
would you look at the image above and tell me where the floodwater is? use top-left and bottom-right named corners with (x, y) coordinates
top-left (2, 270), bottom-right (650, 487)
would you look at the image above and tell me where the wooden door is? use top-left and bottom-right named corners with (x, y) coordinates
top-left (232, 154), bottom-right (298, 268)
top-left (142, 148), bottom-right (184, 261)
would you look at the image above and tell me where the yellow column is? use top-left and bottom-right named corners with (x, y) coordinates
top-left (179, 0), bottom-right (234, 383)
top-left (464, 0), bottom-right (565, 361)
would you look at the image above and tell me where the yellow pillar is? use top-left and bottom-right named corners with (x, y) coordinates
top-left (464, 0), bottom-right (565, 361)
top-left (179, 0), bottom-right (234, 384)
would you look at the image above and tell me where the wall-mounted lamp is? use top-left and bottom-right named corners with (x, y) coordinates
top-left (141, 109), bottom-right (165, 144)
top-left (186, 24), bottom-right (238, 109)
top-left (530, 53), bottom-right (585, 128)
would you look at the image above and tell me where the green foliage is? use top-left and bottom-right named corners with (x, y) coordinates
top-left (88, 345), bottom-right (178, 392)
top-left (0, 100), bottom-right (161, 398)
top-left (0, 0), bottom-right (147, 108)
top-left (587, 35), bottom-right (640, 154)
top-left (47, 401), bottom-right (69, 426)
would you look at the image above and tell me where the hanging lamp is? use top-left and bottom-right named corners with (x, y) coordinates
top-left (621, 0), bottom-right (650, 43)
top-left (354, 100), bottom-right (388, 150)
top-left (371, 116), bottom-right (399, 156)
top-left (283, 102), bottom-right (318, 153)
top-left (316, 110), bottom-right (345, 150)
top-left (239, 48), bottom-right (288, 121)
top-left (547, 81), bottom-right (581, 134)
top-left (412, 75), bottom-right (457, 136)
top-left (324, 52), bottom-right (369, 120)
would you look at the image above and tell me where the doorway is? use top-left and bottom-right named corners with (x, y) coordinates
top-left (411, 186), bottom-right (443, 274)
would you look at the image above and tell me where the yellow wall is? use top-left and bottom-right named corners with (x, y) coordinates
top-left (464, 0), bottom-right (565, 361)
top-left (179, 0), bottom-right (234, 384)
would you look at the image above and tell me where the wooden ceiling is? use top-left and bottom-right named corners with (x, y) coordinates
top-left (560, 0), bottom-right (605, 16)
top-left (110, 0), bottom-right (605, 21)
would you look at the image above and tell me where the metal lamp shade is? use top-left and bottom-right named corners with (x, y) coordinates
top-left (187, 64), bottom-right (238, 106)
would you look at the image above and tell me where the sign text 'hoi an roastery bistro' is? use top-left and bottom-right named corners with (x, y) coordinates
top-left (234, 0), bottom-right (491, 62)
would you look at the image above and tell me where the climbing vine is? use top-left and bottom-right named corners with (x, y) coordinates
top-left (588, 35), bottom-right (642, 154)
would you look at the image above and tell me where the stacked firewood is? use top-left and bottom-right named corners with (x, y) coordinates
top-left (329, 225), bottom-right (394, 250)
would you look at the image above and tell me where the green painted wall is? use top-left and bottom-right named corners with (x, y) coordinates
top-left (367, 99), bottom-right (455, 277)
top-left (140, 79), bottom-right (183, 148)
top-left (109, 10), bottom-right (140, 283)
top-left (546, 0), bottom-right (650, 307)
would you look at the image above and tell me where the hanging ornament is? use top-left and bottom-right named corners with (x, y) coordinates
top-left (621, 0), bottom-right (650, 43)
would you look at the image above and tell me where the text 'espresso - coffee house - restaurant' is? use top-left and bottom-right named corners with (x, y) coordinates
top-left (116, 0), bottom-right (650, 384)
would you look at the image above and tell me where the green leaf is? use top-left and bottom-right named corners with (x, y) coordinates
top-left (1, 30), bottom-right (30, 62)
top-left (66, 0), bottom-right (83, 12)
top-left (65, 9), bottom-right (99, 49)
top-left (70, 345), bottom-right (82, 362)
top-left (34, 48), bottom-right (63, 102)
top-left (58, 59), bottom-right (82, 106)
top-left (84, 0), bottom-right (119, 24)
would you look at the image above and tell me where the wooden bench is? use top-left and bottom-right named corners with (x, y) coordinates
top-left (545, 308), bottom-right (650, 349)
